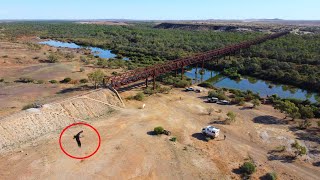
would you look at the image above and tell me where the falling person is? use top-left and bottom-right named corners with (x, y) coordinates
top-left (73, 130), bottom-right (84, 148)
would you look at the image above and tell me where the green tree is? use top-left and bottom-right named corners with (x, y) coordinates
top-left (47, 54), bottom-right (58, 63)
top-left (299, 105), bottom-right (314, 119)
top-left (88, 70), bottom-right (105, 89)
top-left (252, 99), bottom-right (261, 108)
top-left (274, 100), bottom-right (300, 120)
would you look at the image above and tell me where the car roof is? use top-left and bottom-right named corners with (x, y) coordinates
top-left (206, 126), bottom-right (220, 131)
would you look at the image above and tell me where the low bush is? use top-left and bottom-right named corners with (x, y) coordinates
top-left (16, 77), bottom-right (34, 83)
top-left (154, 126), bottom-right (164, 135)
top-left (79, 79), bottom-right (88, 84)
top-left (170, 137), bottom-right (177, 142)
top-left (60, 77), bottom-right (72, 84)
top-left (265, 172), bottom-right (277, 180)
top-left (134, 92), bottom-right (144, 101)
top-left (291, 140), bottom-right (307, 156)
top-left (240, 161), bottom-right (256, 175)
top-left (47, 54), bottom-right (59, 63)
top-left (298, 120), bottom-right (312, 130)
top-left (208, 90), bottom-right (228, 100)
top-left (80, 67), bottom-right (85, 72)
top-left (49, 80), bottom-right (58, 84)
top-left (22, 103), bottom-right (37, 110)
top-left (36, 80), bottom-right (45, 84)
top-left (0, 78), bottom-right (4, 82)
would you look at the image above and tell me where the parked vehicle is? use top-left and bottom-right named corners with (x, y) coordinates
top-left (202, 126), bottom-right (220, 138)
top-left (195, 89), bottom-right (202, 93)
top-left (218, 100), bottom-right (230, 105)
top-left (185, 87), bottom-right (194, 91)
top-left (207, 97), bottom-right (219, 103)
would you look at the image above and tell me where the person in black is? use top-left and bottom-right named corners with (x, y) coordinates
top-left (73, 130), bottom-right (84, 148)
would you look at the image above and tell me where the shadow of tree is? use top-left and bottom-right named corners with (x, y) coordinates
top-left (289, 127), bottom-right (320, 144)
top-left (267, 153), bottom-right (296, 163)
top-left (208, 120), bottom-right (225, 125)
top-left (313, 161), bottom-right (320, 167)
top-left (57, 85), bottom-right (92, 94)
top-left (192, 133), bottom-right (209, 142)
top-left (146, 131), bottom-right (157, 136)
top-left (253, 115), bottom-right (288, 125)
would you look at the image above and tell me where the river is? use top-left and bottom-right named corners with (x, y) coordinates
top-left (39, 40), bottom-right (129, 60)
top-left (185, 67), bottom-right (319, 103)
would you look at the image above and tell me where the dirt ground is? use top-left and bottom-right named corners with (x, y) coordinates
top-left (0, 39), bottom-right (124, 116)
top-left (0, 88), bottom-right (319, 180)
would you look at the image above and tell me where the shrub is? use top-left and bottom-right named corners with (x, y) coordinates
top-left (207, 107), bottom-right (214, 115)
top-left (0, 78), bottom-right (4, 82)
top-left (225, 111), bottom-right (236, 124)
top-left (208, 90), bottom-right (228, 100)
top-left (47, 54), bottom-right (58, 63)
top-left (79, 79), bottom-right (88, 84)
top-left (36, 80), bottom-right (45, 84)
top-left (17, 77), bottom-right (34, 83)
top-left (80, 67), bottom-right (85, 72)
top-left (318, 121), bottom-right (320, 127)
top-left (265, 172), bottom-right (277, 180)
top-left (2, 55), bottom-right (8, 58)
top-left (49, 80), bottom-right (58, 84)
top-left (175, 79), bottom-right (191, 88)
top-left (170, 137), bottom-right (177, 142)
top-left (134, 92), bottom-right (144, 101)
top-left (240, 162), bottom-right (256, 175)
top-left (60, 77), bottom-right (72, 84)
top-left (298, 120), bottom-right (312, 130)
top-left (22, 103), bottom-right (37, 110)
top-left (291, 140), bottom-right (307, 157)
top-left (198, 82), bottom-right (214, 88)
top-left (111, 71), bottom-right (118, 76)
top-left (154, 126), bottom-right (164, 135)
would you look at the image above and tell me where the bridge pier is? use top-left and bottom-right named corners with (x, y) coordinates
top-left (146, 78), bottom-right (148, 88)
top-left (153, 75), bottom-right (156, 90)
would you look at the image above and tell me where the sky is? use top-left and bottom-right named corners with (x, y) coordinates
top-left (0, 0), bottom-right (319, 20)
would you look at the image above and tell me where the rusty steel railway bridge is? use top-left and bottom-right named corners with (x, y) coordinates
top-left (107, 31), bottom-right (290, 90)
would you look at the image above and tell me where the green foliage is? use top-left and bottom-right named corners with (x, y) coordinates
top-left (133, 92), bottom-right (144, 101)
top-left (208, 89), bottom-right (228, 100)
top-left (79, 79), bottom-right (88, 84)
top-left (36, 80), bottom-right (45, 84)
top-left (80, 67), bottom-right (85, 72)
top-left (240, 161), bottom-right (256, 175)
top-left (49, 80), bottom-right (58, 84)
top-left (298, 120), bottom-right (312, 130)
top-left (158, 74), bottom-right (191, 88)
top-left (198, 82), bottom-right (214, 88)
top-left (47, 53), bottom-right (59, 63)
top-left (299, 105), bottom-right (315, 119)
top-left (154, 126), bottom-right (164, 135)
top-left (88, 70), bottom-right (105, 88)
top-left (222, 67), bottom-right (241, 80)
top-left (60, 77), bottom-right (72, 84)
top-left (265, 172), bottom-right (278, 180)
top-left (274, 100), bottom-right (300, 120)
top-left (252, 99), bottom-right (261, 108)
top-left (226, 111), bottom-right (236, 124)
top-left (291, 140), bottom-right (307, 157)
top-left (170, 137), bottom-right (177, 142)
